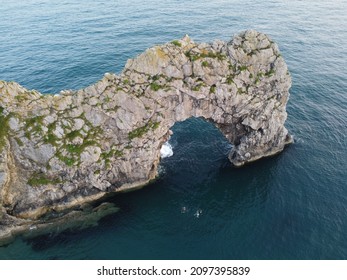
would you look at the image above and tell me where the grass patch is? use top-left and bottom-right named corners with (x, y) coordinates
top-left (152, 121), bottom-right (160, 130)
top-left (128, 121), bottom-right (160, 140)
top-left (15, 137), bottom-right (24, 146)
top-left (100, 149), bottom-right (124, 168)
top-left (151, 75), bottom-right (160, 81)
top-left (28, 173), bottom-right (61, 186)
top-left (24, 115), bottom-right (45, 139)
top-left (25, 115), bottom-right (44, 128)
top-left (171, 40), bottom-right (182, 47)
top-left (238, 65), bottom-right (248, 71)
top-left (57, 135), bottom-right (98, 167)
top-left (43, 122), bottom-right (59, 145)
top-left (104, 96), bottom-right (111, 103)
top-left (66, 130), bottom-right (81, 141)
top-left (44, 133), bottom-right (59, 145)
top-left (237, 88), bottom-right (245, 95)
top-left (201, 61), bottom-right (209, 67)
top-left (185, 50), bottom-right (226, 61)
top-left (100, 149), bottom-right (123, 166)
top-left (101, 149), bottom-right (123, 159)
top-left (0, 107), bottom-right (10, 152)
top-left (255, 72), bottom-right (265, 84)
top-left (226, 75), bottom-right (234, 85)
top-left (192, 83), bottom-right (204, 91)
top-left (150, 82), bottom-right (163, 91)
top-left (200, 51), bottom-right (226, 60)
top-left (14, 94), bottom-right (28, 102)
top-left (66, 140), bottom-right (97, 155)
top-left (56, 153), bottom-right (76, 166)
top-left (229, 63), bottom-right (237, 72)
top-left (265, 69), bottom-right (275, 77)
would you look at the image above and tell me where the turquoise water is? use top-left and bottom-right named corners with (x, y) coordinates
top-left (0, 0), bottom-right (346, 259)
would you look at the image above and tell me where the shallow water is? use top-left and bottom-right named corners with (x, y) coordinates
top-left (0, 0), bottom-right (346, 259)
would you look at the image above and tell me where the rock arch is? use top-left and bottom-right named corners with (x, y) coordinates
top-left (0, 30), bottom-right (292, 238)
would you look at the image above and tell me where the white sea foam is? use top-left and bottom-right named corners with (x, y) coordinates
top-left (160, 142), bottom-right (173, 158)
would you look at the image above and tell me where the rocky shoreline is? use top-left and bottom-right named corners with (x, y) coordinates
top-left (0, 30), bottom-right (292, 244)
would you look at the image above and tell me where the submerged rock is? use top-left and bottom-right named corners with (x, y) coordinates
top-left (0, 30), bottom-right (293, 242)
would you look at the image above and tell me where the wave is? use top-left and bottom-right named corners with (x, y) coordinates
top-left (160, 141), bottom-right (173, 158)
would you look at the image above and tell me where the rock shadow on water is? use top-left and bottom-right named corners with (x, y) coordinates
top-left (21, 202), bottom-right (119, 252)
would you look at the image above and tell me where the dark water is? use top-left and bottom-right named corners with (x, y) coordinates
top-left (0, 0), bottom-right (346, 259)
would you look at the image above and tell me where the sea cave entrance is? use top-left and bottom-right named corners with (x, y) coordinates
top-left (158, 117), bottom-right (233, 180)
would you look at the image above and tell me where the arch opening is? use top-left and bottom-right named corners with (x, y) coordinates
top-left (159, 117), bottom-right (233, 167)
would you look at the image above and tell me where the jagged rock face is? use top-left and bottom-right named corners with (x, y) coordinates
top-left (0, 30), bottom-right (292, 238)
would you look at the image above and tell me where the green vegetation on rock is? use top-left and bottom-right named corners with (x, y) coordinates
top-left (14, 137), bottom-right (24, 147)
top-left (171, 40), bottom-right (182, 47)
top-left (255, 71), bottom-right (265, 84)
top-left (57, 139), bottom-right (98, 167)
top-left (201, 61), bottom-right (209, 67)
top-left (128, 121), bottom-right (160, 140)
top-left (43, 122), bottom-right (59, 145)
top-left (50, 114), bottom-right (104, 167)
top-left (101, 148), bottom-right (124, 167)
top-left (150, 82), bottom-right (163, 91)
top-left (210, 85), bottom-right (216, 94)
top-left (66, 130), bottom-right (82, 140)
top-left (101, 149), bottom-right (123, 159)
top-left (238, 65), bottom-right (248, 71)
top-left (226, 75), bottom-right (235, 85)
top-left (14, 93), bottom-right (29, 102)
top-left (0, 107), bottom-right (10, 152)
top-left (24, 115), bottom-right (44, 139)
top-left (192, 82), bottom-right (204, 91)
top-left (265, 69), bottom-right (275, 77)
top-left (56, 153), bottom-right (76, 166)
top-left (185, 50), bottom-right (226, 62)
top-left (28, 173), bottom-right (61, 186)
top-left (44, 132), bottom-right (59, 145)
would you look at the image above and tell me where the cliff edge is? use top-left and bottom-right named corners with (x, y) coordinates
top-left (0, 30), bottom-right (292, 242)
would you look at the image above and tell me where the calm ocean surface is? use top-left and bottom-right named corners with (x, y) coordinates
top-left (0, 0), bottom-right (346, 259)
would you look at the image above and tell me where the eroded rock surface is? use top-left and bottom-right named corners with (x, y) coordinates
top-left (0, 30), bottom-right (292, 241)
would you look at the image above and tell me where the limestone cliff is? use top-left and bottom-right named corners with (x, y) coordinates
top-left (0, 30), bottom-right (292, 242)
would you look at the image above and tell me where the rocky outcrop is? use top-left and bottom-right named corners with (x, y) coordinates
top-left (0, 30), bottom-right (292, 242)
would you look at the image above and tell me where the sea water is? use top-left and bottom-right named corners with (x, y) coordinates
top-left (0, 0), bottom-right (346, 259)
